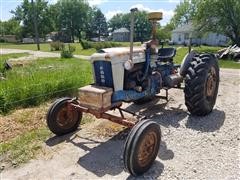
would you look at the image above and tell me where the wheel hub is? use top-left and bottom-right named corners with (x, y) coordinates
top-left (137, 132), bottom-right (158, 167)
top-left (56, 106), bottom-right (78, 129)
top-left (206, 67), bottom-right (217, 97)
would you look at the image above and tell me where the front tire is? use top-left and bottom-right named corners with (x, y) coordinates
top-left (184, 54), bottom-right (219, 116)
top-left (47, 97), bottom-right (82, 136)
top-left (123, 120), bottom-right (161, 176)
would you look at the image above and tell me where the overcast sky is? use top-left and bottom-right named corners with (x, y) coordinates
top-left (0, 0), bottom-right (180, 25)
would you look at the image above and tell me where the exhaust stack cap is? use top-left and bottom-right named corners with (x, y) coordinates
top-left (130, 8), bottom-right (138, 12)
top-left (148, 12), bottom-right (163, 21)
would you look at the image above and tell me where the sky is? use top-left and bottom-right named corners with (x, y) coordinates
top-left (0, 0), bottom-right (180, 25)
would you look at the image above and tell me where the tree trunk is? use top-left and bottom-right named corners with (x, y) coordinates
top-left (235, 39), bottom-right (240, 46)
top-left (98, 29), bottom-right (101, 42)
top-left (226, 30), bottom-right (240, 46)
top-left (235, 34), bottom-right (240, 46)
top-left (230, 35), bottom-right (240, 46)
top-left (77, 30), bottom-right (82, 44)
top-left (70, 27), bottom-right (74, 43)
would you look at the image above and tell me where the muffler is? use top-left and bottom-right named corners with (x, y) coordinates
top-left (124, 8), bottom-right (138, 71)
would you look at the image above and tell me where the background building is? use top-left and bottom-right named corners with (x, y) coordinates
top-left (171, 23), bottom-right (229, 46)
top-left (112, 28), bottom-right (130, 42)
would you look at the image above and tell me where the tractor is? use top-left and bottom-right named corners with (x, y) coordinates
top-left (46, 8), bottom-right (219, 176)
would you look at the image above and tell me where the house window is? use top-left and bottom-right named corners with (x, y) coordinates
top-left (184, 33), bottom-right (189, 40)
top-left (178, 34), bottom-right (181, 42)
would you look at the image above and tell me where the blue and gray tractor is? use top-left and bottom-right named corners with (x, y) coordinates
top-left (46, 8), bottom-right (219, 176)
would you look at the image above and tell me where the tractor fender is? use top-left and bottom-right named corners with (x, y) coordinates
top-left (179, 50), bottom-right (197, 77)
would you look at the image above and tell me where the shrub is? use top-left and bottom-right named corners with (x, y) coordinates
top-left (61, 44), bottom-right (76, 58)
top-left (61, 50), bottom-right (73, 58)
top-left (81, 40), bottom-right (124, 50)
top-left (81, 40), bottom-right (91, 49)
top-left (0, 39), bottom-right (6, 43)
top-left (50, 41), bottom-right (65, 51)
top-left (69, 44), bottom-right (76, 52)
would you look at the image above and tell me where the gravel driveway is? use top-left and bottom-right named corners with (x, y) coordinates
top-left (0, 48), bottom-right (90, 60)
top-left (1, 68), bottom-right (240, 180)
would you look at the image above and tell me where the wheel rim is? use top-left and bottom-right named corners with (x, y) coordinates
top-left (206, 66), bottom-right (217, 98)
top-left (56, 105), bottom-right (78, 129)
top-left (137, 131), bottom-right (158, 167)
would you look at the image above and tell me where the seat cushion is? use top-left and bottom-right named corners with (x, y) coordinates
top-left (158, 48), bottom-right (176, 60)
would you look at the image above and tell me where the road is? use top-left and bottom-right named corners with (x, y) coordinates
top-left (1, 68), bottom-right (240, 180)
top-left (0, 48), bottom-right (90, 60)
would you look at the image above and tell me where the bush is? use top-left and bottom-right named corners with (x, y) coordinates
top-left (81, 40), bottom-right (123, 50)
top-left (61, 50), bottom-right (73, 58)
top-left (61, 44), bottom-right (76, 58)
top-left (0, 39), bottom-right (6, 43)
top-left (81, 40), bottom-right (91, 49)
top-left (50, 41), bottom-right (65, 51)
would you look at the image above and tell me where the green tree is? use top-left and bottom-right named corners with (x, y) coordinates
top-left (195, 0), bottom-right (240, 46)
top-left (108, 13), bottom-right (124, 32)
top-left (11, 0), bottom-right (54, 38)
top-left (0, 19), bottom-right (22, 39)
top-left (134, 11), bottom-right (152, 43)
top-left (57, 0), bottom-right (89, 43)
top-left (109, 11), bottom-right (152, 42)
top-left (92, 8), bottom-right (108, 41)
top-left (156, 24), bottom-right (173, 42)
top-left (85, 7), bottom-right (96, 40)
top-left (171, 0), bottom-right (198, 27)
top-left (47, 4), bottom-right (60, 32)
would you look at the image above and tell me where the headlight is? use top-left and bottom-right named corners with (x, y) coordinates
top-left (124, 59), bottom-right (134, 70)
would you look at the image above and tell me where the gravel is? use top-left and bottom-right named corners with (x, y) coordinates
top-left (1, 68), bottom-right (240, 180)
top-left (0, 48), bottom-right (90, 60)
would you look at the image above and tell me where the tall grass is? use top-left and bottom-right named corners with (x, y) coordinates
top-left (0, 53), bottom-right (29, 73)
top-left (0, 57), bottom-right (92, 114)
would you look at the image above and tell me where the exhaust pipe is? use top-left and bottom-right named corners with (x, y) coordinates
top-left (124, 8), bottom-right (138, 71)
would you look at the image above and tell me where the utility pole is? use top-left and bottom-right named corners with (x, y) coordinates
top-left (31, 0), bottom-right (40, 50)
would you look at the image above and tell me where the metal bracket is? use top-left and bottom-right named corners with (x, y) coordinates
top-left (157, 87), bottom-right (169, 101)
top-left (118, 107), bottom-right (146, 121)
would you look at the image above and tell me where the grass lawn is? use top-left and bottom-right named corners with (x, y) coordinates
top-left (173, 46), bottom-right (240, 69)
top-left (0, 42), bottom-right (142, 56)
top-left (0, 43), bottom-right (96, 56)
top-left (0, 56), bottom-right (93, 114)
top-left (0, 53), bottom-right (29, 65)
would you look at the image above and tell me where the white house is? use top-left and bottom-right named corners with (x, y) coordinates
top-left (171, 22), bottom-right (229, 46)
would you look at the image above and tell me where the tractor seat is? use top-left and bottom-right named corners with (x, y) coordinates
top-left (157, 48), bottom-right (176, 62)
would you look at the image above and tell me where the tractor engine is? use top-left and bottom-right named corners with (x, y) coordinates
top-left (90, 47), bottom-right (163, 102)
top-left (89, 10), bottom-right (183, 104)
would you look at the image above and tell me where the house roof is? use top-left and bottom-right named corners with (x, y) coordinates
top-left (113, 27), bottom-right (130, 33)
top-left (172, 22), bottom-right (194, 33)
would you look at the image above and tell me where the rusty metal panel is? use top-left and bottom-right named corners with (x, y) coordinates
top-left (78, 85), bottom-right (113, 110)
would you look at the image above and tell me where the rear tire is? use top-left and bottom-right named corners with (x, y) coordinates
top-left (47, 97), bottom-right (82, 136)
top-left (123, 120), bottom-right (161, 176)
top-left (184, 54), bottom-right (219, 116)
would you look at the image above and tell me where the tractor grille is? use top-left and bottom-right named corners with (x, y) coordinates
top-left (93, 61), bottom-right (114, 88)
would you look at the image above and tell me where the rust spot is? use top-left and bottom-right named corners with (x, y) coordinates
top-left (105, 54), bottom-right (111, 60)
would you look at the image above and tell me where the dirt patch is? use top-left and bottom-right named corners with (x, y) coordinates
top-left (0, 103), bottom-right (97, 143)
top-left (0, 103), bottom-right (50, 142)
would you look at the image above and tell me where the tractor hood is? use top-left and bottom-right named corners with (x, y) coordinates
top-left (91, 47), bottom-right (146, 65)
